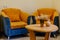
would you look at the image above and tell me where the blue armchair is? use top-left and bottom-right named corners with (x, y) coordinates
top-left (1, 8), bottom-right (29, 39)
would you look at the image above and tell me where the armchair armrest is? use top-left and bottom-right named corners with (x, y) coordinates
top-left (27, 16), bottom-right (36, 25)
top-left (1, 12), bottom-right (8, 18)
top-left (1, 12), bottom-right (10, 27)
top-left (54, 16), bottom-right (59, 26)
top-left (54, 11), bottom-right (59, 19)
top-left (2, 16), bottom-right (10, 36)
top-left (1, 12), bottom-right (10, 26)
top-left (4, 17), bottom-right (10, 27)
top-left (21, 11), bottom-right (30, 23)
top-left (32, 11), bottom-right (39, 16)
top-left (51, 11), bottom-right (59, 24)
top-left (32, 11), bottom-right (41, 24)
top-left (1, 12), bottom-right (11, 35)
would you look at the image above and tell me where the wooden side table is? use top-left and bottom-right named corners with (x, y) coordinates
top-left (25, 24), bottom-right (58, 40)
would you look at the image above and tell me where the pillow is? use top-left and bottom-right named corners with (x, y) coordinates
top-left (8, 13), bottom-right (21, 22)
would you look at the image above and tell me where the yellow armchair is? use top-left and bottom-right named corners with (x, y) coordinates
top-left (32, 8), bottom-right (59, 24)
top-left (1, 8), bottom-right (30, 29)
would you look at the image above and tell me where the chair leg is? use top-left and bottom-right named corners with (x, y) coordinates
top-left (53, 34), bottom-right (57, 38)
top-left (52, 33), bottom-right (57, 38)
top-left (8, 37), bottom-right (10, 40)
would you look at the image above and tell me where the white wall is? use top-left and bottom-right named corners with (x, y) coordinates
top-left (1, 0), bottom-right (53, 14)
top-left (53, 0), bottom-right (60, 13)
top-left (53, 0), bottom-right (60, 32)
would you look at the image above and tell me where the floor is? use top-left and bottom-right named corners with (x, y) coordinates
top-left (0, 35), bottom-right (60, 40)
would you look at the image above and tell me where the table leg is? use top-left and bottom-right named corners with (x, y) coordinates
top-left (28, 30), bottom-right (36, 40)
top-left (45, 32), bottom-right (51, 40)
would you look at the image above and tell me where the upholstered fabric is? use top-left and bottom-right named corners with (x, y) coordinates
top-left (11, 21), bottom-right (27, 29)
top-left (33, 8), bottom-right (58, 24)
top-left (2, 8), bottom-right (21, 22)
top-left (37, 8), bottom-right (55, 21)
top-left (20, 11), bottom-right (30, 22)
top-left (2, 8), bottom-right (29, 29)
top-left (1, 15), bottom-right (28, 37)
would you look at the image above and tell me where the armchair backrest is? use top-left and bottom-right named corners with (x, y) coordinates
top-left (33, 8), bottom-right (59, 24)
top-left (2, 8), bottom-right (21, 22)
top-left (37, 8), bottom-right (56, 20)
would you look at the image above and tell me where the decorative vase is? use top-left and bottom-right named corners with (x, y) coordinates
top-left (40, 19), bottom-right (44, 27)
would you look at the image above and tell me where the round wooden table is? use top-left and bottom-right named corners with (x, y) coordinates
top-left (25, 24), bottom-right (58, 40)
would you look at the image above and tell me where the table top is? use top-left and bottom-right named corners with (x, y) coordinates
top-left (25, 24), bottom-right (58, 32)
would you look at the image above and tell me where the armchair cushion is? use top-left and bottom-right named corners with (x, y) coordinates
top-left (11, 21), bottom-right (27, 29)
top-left (2, 8), bottom-right (21, 22)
